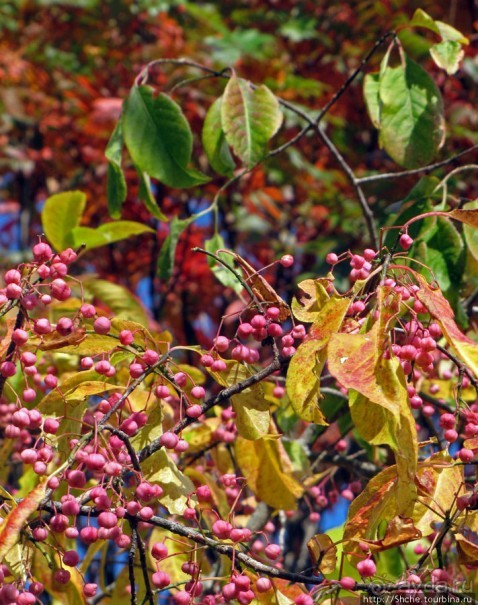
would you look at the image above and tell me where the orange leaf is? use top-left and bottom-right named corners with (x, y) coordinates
top-left (0, 481), bottom-right (46, 562)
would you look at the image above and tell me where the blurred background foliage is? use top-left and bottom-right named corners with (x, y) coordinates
top-left (1, 0), bottom-right (477, 345)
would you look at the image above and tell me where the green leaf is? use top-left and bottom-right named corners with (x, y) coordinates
top-left (105, 119), bottom-right (127, 218)
top-left (122, 85), bottom-right (209, 188)
top-left (363, 72), bottom-right (381, 128)
top-left (221, 73), bottom-right (283, 168)
top-left (157, 217), bottom-right (191, 281)
top-left (378, 55), bottom-right (445, 168)
top-left (410, 9), bottom-right (469, 44)
top-left (41, 190), bottom-right (86, 251)
top-left (204, 233), bottom-right (242, 293)
top-left (71, 220), bottom-right (154, 250)
top-left (202, 97), bottom-right (236, 176)
top-left (430, 41), bottom-right (464, 75)
top-left (83, 278), bottom-right (149, 325)
top-left (137, 169), bottom-right (168, 221)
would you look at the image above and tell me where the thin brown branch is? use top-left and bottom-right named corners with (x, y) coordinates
top-left (356, 144), bottom-right (478, 184)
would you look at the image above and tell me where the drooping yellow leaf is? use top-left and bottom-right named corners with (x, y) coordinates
top-left (291, 278), bottom-right (331, 323)
top-left (286, 296), bottom-right (349, 424)
top-left (208, 360), bottom-right (270, 440)
top-left (142, 449), bottom-right (196, 515)
top-left (328, 288), bottom-right (418, 514)
top-left (235, 427), bottom-right (303, 510)
top-left (413, 452), bottom-right (464, 534)
top-left (307, 533), bottom-right (337, 575)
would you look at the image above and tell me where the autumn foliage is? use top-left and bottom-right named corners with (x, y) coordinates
top-left (1, 3), bottom-right (478, 605)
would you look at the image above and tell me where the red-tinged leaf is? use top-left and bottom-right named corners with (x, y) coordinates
top-left (307, 533), bottom-right (337, 575)
top-left (286, 296), bottom-right (349, 424)
top-left (0, 481), bottom-right (46, 562)
top-left (344, 452), bottom-right (462, 561)
top-left (328, 287), bottom-right (418, 514)
top-left (359, 516), bottom-right (421, 551)
top-left (414, 272), bottom-right (478, 377)
top-left (231, 252), bottom-right (290, 321)
top-left (447, 208), bottom-right (478, 229)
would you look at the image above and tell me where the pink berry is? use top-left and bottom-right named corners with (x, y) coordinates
top-left (160, 431), bottom-right (179, 449)
top-left (214, 336), bottom-right (230, 352)
top-left (186, 404), bottom-right (203, 418)
top-left (83, 584), bottom-right (98, 597)
top-left (151, 542), bottom-right (168, 560)
top-left (326, 252), bottom-right (339, 265)
top-left (264, 544), bottom-right (281, 560)
top-left (119, 329), bottom-right (134, 345)
top-left (53, 569), bottom-right (71, 585)
top-left (212, 520), bottom-right (232, 539)
top-left (340, 577), bottom-right (356, 590)
top-left (399, 233), bottom-right (414, 250)
top-left (174, 591), bottom-right (190, 604)
top-left (93, 316), bottom-right (111, 335)
top-left (152, 571), bottom-right (170, 589)
top-left (63, 550), bottom-right (80, 567)
top-left (191, 385), bottom-right (205, 399)
top-left (174, 372), bottom-right (188, 387)
top-left (356, 558), bottom-right (376, 577)
top-left (280, 254), bottom-right (294, 267)
top-left (458, 448), bottom-right (475, 463)
top-left (256, 577), bottom-right (272, 593)
top-left (33, 242), bottom-right (52, 261)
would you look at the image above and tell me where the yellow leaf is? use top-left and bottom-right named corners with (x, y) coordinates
top-left (286, 296), bottom-right (349, 424)
top-left (307, 533), bottom-right (337, 575)
top-left (208, 360), bottom-right (270, 440)
top-left (142, 449), bottom-right (195, 515)
top-left (291, 278), bottom-right (331, 323)
top-left (455, 510), bottom-right (478, 565)
top-left (235, 427), bottom-right (303, 510)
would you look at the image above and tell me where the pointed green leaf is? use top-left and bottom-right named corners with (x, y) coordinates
top-left (430, 41), bottom-right (464, 75)
top-left (379, 55), bottom-right (445, 168)
top-left (410, 9), bottom-right (469, 44)
top-left (123, 85), bottom-right (209, 188)
top-left (204, 233), bottom-right (242, 293)
top-left (84, 277), bottom-right (149, 324)
top-left (363, 72), bottom-right (381, 128)
top-left (202, 97), bottom-right (236, 176)
top-left (105, 119), bottom-right (127, 218)
top-left (137, 169), bottom-right (168, 221)
top-left (157, 217), bottom-right (191, 281)
top-left (70, 221), bottom-right (154, 250)
top-left (41, 190), bottom-right (87, 251)
top-left (221, 73), bottom-right (283, 168)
